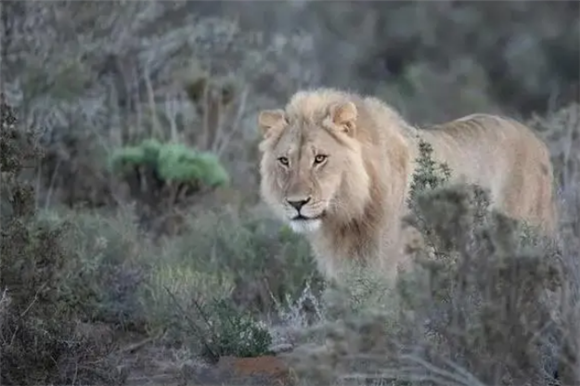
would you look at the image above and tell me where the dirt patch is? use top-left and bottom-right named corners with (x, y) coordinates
top-left (115, 334), bottom-right (296, 386)
top-left (218, 355), bottom-right (295, 385)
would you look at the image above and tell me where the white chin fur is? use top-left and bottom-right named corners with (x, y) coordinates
top-left (289, 218), bottom-right (322, 233)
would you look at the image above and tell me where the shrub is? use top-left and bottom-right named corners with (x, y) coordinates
top-left (0, 95), bottom-right (121, 385)
top-left (53, 206), bottom-right (149, 330)
top-left (110, 138), bottom-right (229, 207)
top-left (112, 139), bottom-right (229, 193)
top-left (158, 289), bottom-right (273, 363)
top-left (138, 248), bottom-right (236, 338)
top-left (192, 297), bottom-right (273, 362)
top-left (174, 208), bottom-right (321, 312)
top-left (408, 139), bottom-right (452, 203)
top-left (130, 204), bottom-right (318, 359)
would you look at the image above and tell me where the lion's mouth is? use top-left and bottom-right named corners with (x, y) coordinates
top-left (292, 213), bottom-right (324, 222)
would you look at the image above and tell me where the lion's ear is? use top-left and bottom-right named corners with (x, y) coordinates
top-left (258, 109), bottom-right (286, 138)
top-left (329, 101), bottom-right (357, 136)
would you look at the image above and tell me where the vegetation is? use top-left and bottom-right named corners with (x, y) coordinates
top-left (110, 138), bottom-right (229, 214)
top-left (0, 95), bottom-right (122, 385)
top-left (1, 1), bottom-right (578, 385)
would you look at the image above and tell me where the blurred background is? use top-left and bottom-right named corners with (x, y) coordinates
top-left (3, 1), bottom-right (579, 204)
top-left (1, 1), bottom-right (579, 385)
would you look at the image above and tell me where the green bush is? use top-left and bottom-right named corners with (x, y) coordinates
top-left (109, 138), bottom-right (231, 224)
top-left (110, 138), bottom-right (229, 188)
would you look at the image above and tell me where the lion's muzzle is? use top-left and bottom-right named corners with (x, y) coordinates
top-left (283, 195), bottom-right (327, 233)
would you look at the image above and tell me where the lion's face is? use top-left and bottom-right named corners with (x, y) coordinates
top-left (258, 101), bottom-right (370, 233)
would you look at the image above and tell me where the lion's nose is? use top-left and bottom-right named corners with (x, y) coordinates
top-left (287, 197), bottom-right (311, 211)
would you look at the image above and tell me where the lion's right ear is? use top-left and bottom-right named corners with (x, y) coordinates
top-left (327, 101), bottom-right (358, 137)
top-left (258, 109), bottom-right (286, 138)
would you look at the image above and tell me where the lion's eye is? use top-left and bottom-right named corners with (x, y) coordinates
top-left (278, 157), bottom-right (289, 166)
top-left (314, 154), bottom-right (327, 165)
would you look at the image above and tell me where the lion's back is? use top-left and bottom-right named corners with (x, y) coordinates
top-left (423, 113), bottom-right (557, 235)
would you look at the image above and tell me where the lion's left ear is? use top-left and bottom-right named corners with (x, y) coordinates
top-left (328, 101), bottom-right (357, 136)
top-left (258, 109), bottom-right (287, 138)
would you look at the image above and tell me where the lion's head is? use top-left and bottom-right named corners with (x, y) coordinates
top-left (257, 91), bottom-right (373, 234)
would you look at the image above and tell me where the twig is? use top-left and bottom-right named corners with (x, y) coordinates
top-left (44, 157), bottom-right (61, 210)
top-left (20, 282), bottom-right (47, 318)
top-left (216, 86), bottom-right (249, 157)
top-left (162, 285), bottom-right (219, 363)
top-left (164, 97), bottom-right (180, 143)
top-left (143, 60), bottom-right (164, 140)
top-left (8, 283), bottom-right (47, 348)
top-left (118, 329), bottom-right (166, 354)
top-left (200, 71), bottom-right (212, 151)
top-left (398, 352), bottom-right (485, 386)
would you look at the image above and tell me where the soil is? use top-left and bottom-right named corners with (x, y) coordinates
top-left (107, 331), bottom-right (297, 386)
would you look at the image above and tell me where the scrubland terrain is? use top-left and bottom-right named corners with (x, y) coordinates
top-left (1, 1), bottom-right (579, 385)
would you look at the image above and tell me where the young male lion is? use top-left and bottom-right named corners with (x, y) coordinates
top-left (257, 88), bottom-right (557, 281)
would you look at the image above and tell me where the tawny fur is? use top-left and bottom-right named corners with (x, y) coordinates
top-left (257, 88), bottom-right (558, 281)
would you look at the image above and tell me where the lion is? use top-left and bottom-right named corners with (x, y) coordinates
top-left (257, 88), bottom-right (557, 281)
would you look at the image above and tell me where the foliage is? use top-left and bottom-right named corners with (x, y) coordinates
top-left (176, 209), bottom-right (321, 312)
top-left (110, 138), bottom-right (229, 187)
top-left (197, 298), bottom-right (273, 361)
top-left (53, 207), bottom-right (148, 329)
top-left (109, 139), bottom-right (230, 217)
top-left (139, 258), bottom-right (236, 337)
top-left (408, 138), bottom-right (452, 204)
top-left (161, 289), bottom-right (273, 362)
top-left (56, 203), bottom-right (318, 358)
top-left (0, 95), bottom-right (122, 385)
